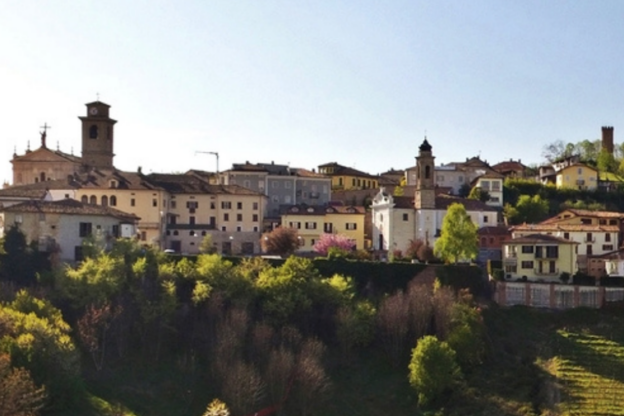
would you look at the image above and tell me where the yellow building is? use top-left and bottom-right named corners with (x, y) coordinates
top-left (74, 169), bottom-right (169, 246)
top-left (502, 234), bottom-right (578, 282)
top-left (281, 204), bottom-right (366, 252)
top-left (317, 162), bottom-right (379, 191)
top-left (556, 163), bottom-right (598, 190)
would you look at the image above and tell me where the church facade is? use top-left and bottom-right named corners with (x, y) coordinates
top-left (11, 101), bottom-right (116, 186)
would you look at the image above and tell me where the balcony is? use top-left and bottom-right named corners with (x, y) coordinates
top-left (584, 237), bottom-right (596, 243)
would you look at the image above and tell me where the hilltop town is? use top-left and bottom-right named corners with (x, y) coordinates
top-left (2, 100), bottom-right (624, 290)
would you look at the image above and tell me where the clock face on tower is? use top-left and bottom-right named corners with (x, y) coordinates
top-left (90, 107), bottom-right (98, 115)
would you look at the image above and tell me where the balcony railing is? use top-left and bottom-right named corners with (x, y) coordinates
top-left (584, 238), bottom-right (596, 243)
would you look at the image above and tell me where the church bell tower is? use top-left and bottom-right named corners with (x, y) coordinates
top-left (79, 101), bottom-right (117, 169)
top-left (414, 138), bottom-right (436, 210)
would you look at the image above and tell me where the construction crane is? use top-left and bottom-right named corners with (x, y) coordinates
top-left (195, 151), bottom-right (219, 183)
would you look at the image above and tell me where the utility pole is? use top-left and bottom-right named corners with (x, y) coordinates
top-left (195, 151), bottom-right (220, 183)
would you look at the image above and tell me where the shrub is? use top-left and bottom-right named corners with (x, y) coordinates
top-left (408, 335), bottom-right (461, 406)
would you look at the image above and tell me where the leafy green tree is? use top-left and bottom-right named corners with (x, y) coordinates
top-left (446, 302), bottom-right (485, 370)
top-left (504, 194), bottom-right (549, 225)
top-left (0, 225), bottom-right (37, 286)
top-left (408, 335), bottom-right (461, 406)
top-left (260, 227), bottom-right (302, 256)
top-left (199, 234), bottom-right (217, 254)
top-left (457, 183), bottom-right (471, 198)
top-left (597, 149), bottom-right (618, 173)
top-left (468, 187), bottom-right (490, 202)
top-left (434, 203), bottom-right (478, 264)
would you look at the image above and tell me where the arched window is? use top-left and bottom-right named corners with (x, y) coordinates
top-left (89, 125), bottom-right (98, 139)
top-left (90, 195), bottom-right (97, 205)
top-left (424, 165), bottom-right (431, 179)
top-left (81, 195), bottom-right (88, 204)
top-left (101, 195), bottom-right (108, 206)
top-left (110, 195), bottom-right (117, 206)
top-left (40, 172), bottom-right (46, 182)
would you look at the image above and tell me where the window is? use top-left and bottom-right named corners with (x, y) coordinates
top-left (521, 245), bottom-right (534, 253)
top-left (581, 218), bottom-right (592, 225)
top-left (272, 181), bottom-right (278, 188)
top-left (563, 232), bottom-right (570, 240)
top-left (110, 195), bottom-right (117, 206)
top-left (521, 261), bottom-right (534, 269)
top-left (243, 180), bottom-right (251, 188)
top-left (458, 176), bottom-right (464, 183)
top-left (424, 165), bottom-right (430, 179)
top-left (483, 215), bottom-right (489, 223)
top-left (253, 214), bottom-right (258, 222)
top-left (402, 213), bottom-right (408, 221)
top-left (79, 222), bottom-right (92, 237)
top-left (545, 246), bottom-right (559, 258)
top-left (285, 181), bottom-right (291, 189)
top-left (38, 213), bottom-right (45, 222)
top-left (324, 223), bottom-right (333, 233)
top-left (603, 244), bottom-right (614, 251)
top-left (210, 202), bottom-right (215, 209)
top-left (253, 226), bottom-right (259, 232)
top-left (152, 199), bottom-right (157, 207)
top-left (481, 180), bottom-right (490, 191)
top-left (599, 219), bottom-right (607, 225)
top-left (89, 125), bottom-right (98, 139)
top-left (606, 233), bottom-right (612, 242)
top-left (289, 222), bottom-right (301, 229)
top-left (131, 198), bottom-right (136, 207)
top-left (222, 201), bottom-right (232, 209)
top-left (237, 202), bottom-right (243, 209)
top-left (253, 202), bottom-right (259, 210)
top-left (221, 226), bottom-right (227, 231)
top-left (190, 216), bottom-right (196, 225)
top-left (173, 230), bottom-right (179, 236)
top-left (492, 181), bottom-right (501, 191)
top-left (81, 195), bottom-right (88, 203)
top-left (586, 233), bottom-right (593, 242)
top-left (224, 213), bottom-right (229, 221)
top-left (101, 195), bottom-right (108, 206)
top-left (237, 214), bottom-right (243, 221)
top-left (187, 201), bottom-right (199, 209)
top-left (305, 222), bottom-right (317, 230)
top-left (346, 223), bottom-right (357, 230)
top-left (90, 195), bottom-right (97, 205)
top-left (610, 219), bottom-right (618, 225)
top-left (141, 231), bottom-right (146, 241)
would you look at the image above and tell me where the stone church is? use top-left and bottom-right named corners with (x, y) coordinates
top-left (10, 101), bottom-right (117, 186)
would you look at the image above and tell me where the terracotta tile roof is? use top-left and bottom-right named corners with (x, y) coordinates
top-left (0, 199), bottom-right (139, 221)
top-left (289, 168), bottom-right (328, 178)
top-left (434, 194), bottom-right (498, 211)
top-left (0, 179), bottom-right (78, 198)
top-left (505, 233), bottom-right (579, 245)
top-left (512, 224), bottom-right (620, 232)
top-left (392, 196), bottom-right (415, 209)
top-left (541, 209), bottom-right (624, 223)
top-left (318, 162), bottom-right (378, 179)
top-left (491, 160), bottom-right (526, 173)
top-left (146, 173), bottom-right (264, 196)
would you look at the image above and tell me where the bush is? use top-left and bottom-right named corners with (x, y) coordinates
top-left (559, 272), bottom-right (571, 284)
top-left (572, 272), bottom-right (595, 286)
top-left (408, 335), bottom-right (461, 407)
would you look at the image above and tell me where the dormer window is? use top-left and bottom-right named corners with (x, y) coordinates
top-left (307, 207), bottom-right (314, 213)
top-left (291, 207), bottom-right (299, 212)
top-left (109, 180), bottom-right (118, 188)
top-left (89, 125), bottom-right (98, 139)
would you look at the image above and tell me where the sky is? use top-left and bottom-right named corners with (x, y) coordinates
top-left (2, 0), bottom-right (624, 186)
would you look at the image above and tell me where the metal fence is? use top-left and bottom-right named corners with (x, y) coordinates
top-left (494, 282), bottom-right (624, 309)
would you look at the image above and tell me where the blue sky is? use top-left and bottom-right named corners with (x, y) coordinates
top-left (2, 1), bottom-right (624, 186)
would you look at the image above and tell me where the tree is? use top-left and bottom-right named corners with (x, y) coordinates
top-left (504, 194), bottom-right (549, 225)
top-left (468, 187), bottom-right (490, 203)
top-left (0, 225), bottom-right (37, 286)
top-left (457, 183), bottom-right (471, 198)
top-left (434, 203), bottom-right (478, 264)
top-left (199, 234), bottom-right (217, 254)
top-left (260, 227), bottom-right (302, 257)
top-left (393, 185), bottom-right (404, 196)
top-left (0, 354), bottom-right (46, 416)
top-left (597, 149), bottom-right (617, 173)
top-left (408, 335), bottom-right (461, 406)
top-left (313, 233), bottom-right (355, 256)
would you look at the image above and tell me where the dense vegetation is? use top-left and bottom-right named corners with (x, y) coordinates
top-left (2, 231), bottom-right (624, 415)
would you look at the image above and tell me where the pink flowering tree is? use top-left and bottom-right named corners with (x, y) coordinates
top-left (313, 233), bottom-right (355, 256)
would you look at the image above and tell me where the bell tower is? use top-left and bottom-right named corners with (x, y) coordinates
top-left (79, 101), bottom-right (117, 169)
top-left (414, 138), bottom-right (436, 210)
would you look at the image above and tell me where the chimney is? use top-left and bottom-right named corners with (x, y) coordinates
top-left (602, 126), bottom-right (614, 155)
